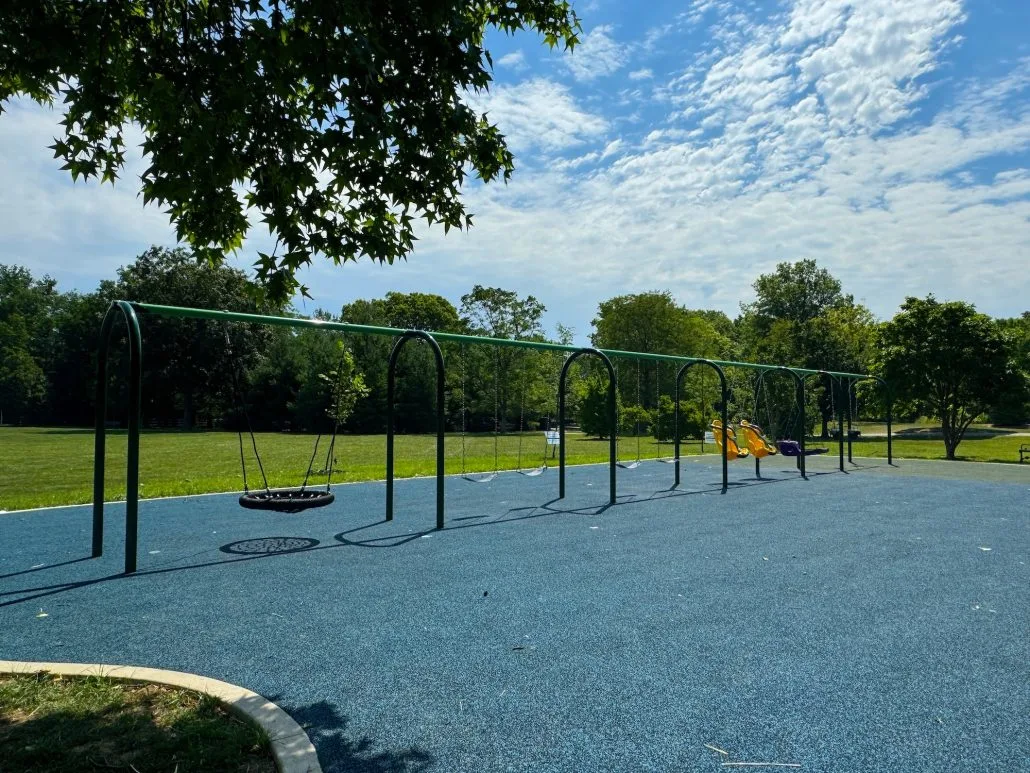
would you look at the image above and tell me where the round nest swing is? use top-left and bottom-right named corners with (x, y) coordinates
top-left (238, 488), bottom-right (335, 513)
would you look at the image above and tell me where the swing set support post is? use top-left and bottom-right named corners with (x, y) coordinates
top-left (92, 301), bottom-right (143, 574)
top-left (846, 379), bottom-right (855, 464)
top-left (848, 376), bottom-right (894, 466)
top-left (386, 331), bottom-right (446, 530)
top-left (558, 349), bottom-right (616, 504)
top-left (673, 360), bottom-right (728, 493)
top-left (832, 374), bottom-right (845, 472)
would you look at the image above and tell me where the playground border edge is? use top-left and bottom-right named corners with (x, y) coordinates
top-left (0, 660), bottom-right (322, 773)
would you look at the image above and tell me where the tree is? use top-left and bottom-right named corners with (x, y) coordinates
top-left (45, 287), bottom-right (118, 426)
top-left (342, 292), bottom-right (464, 433)
top-left (114, 246), bottom-right (272, 428)
top-left (875, 296), bottom-right (1018, 460)
top-left (0, 347), bottom-right (46, 425)
top-left (2, 1), bottom-right (580, 302)
top-left (991, 313), bottom-right (1030, 425)
top-left (575, 370), bottom-right (619, 439)
top-left (591, 291), bottom-right (731, 424)
top-left (739, 260), bottom-right (875, 437)
top-left (743, 259), bottom-right (851, 331)
top-left (592, 291), bottom-right (727, 358)
top-left (0, 266), bottom-right (60, 423)
top-left (460, 286), bottom-right (547, 429)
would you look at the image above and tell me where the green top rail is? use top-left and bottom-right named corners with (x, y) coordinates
top-left (128, 301), bottom-right (879, 381)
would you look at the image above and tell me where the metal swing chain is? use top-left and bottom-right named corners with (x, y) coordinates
top-left (655, 360), bottom-right (662, 457)
top-left (635, 359), bottom-right (642, 462)
top-left (700, 365), bottom-right (707, 451)
top-left (223, 325), bottom-right (271, 494)
top-left (829, 376), bottom-right (837, 437)
top-left (460, 344), bottom-right (468, 476)
top-left (614, 361), bottom-right (620, 461)
top-left (316, 340), bottom-right (353, 492)
top-left (492, 345), bottom-right (500, 475)
top-left (543, 352), bottom-right (564, 465)
top-left (517, 349), bottom-right (527, 472)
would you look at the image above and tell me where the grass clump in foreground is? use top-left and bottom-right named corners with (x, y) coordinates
top-left (0, 672), bottom-right (273, 773)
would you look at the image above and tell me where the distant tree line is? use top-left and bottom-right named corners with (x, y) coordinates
top-left (1, 249), bottom-right (1027, 459)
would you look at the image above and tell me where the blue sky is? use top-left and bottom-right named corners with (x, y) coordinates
top-left (1, 0), bottom-right (1028, 342)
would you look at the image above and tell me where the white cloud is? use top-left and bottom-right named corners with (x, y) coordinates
top-left (409, 1), bottom-right (1030, 323)
top-left (2, 0), bottom-right (1028, 335)
top-left (0, 98), bottom-right (177, 283)
top-left (600, 139), bottom-right (624, 160)
top-left (497, 50), bottom-right (527, 72)
top-left (465, 79), bottom-right (608, 156)
top-left (564, 25), bottom-right (628, 82)
top-left (791, 0), bottom-right (966, 131)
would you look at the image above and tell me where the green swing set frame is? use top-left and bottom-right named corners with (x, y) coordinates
top-left (92, 300), bottom-right (892, 573)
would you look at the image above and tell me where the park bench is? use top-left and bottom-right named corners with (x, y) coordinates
top-left (829, 428), bottom-right (862, 439)
top-left (1020, 444), bottom-right (1030, 464)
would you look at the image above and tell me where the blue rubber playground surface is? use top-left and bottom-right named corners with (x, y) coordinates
top-left (2, 456), bottom-right (1028, 772)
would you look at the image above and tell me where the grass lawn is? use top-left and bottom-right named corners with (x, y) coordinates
top-left (1, 424), bottom-right (1027, 512)
top-left (0, 426), bottom-right (701, 511)
top-left (0, 672), bottom-right (272, 773)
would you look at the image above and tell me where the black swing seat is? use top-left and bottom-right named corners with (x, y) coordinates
top-left (239, 488), bottom-right (335, 513)
top-left (776, 440), bottom-right (829, 457)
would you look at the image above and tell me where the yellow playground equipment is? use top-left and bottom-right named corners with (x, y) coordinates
top-left (710, 419), bottom-right (750, 460)
top-left (739, 419), bottom-right (778, 476)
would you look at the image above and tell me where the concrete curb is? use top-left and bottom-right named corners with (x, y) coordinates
top-left (0, 660), bottom-right (322, 773)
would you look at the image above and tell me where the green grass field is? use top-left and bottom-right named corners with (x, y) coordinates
top-left (1, 425), bottom-right (1027, 511)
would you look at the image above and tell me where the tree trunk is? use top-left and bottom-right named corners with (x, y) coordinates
top-left (941, 411), bottom-right (957, 460)
top-left (183, 388), bottom-right (194, 430)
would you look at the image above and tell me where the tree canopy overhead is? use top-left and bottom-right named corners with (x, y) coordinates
top-left (1, 0), bottom-right (580, 301)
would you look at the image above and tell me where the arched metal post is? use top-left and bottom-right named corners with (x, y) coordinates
top-left (774, 367), bottom-right (806, 478)
top-left (806, 371), bottom-right (845, 473)
top-left (386, 331), bottom-right (446, 529)
top-left (754, 367), bottom-right (807, 476)
top-left (674, 361), bottom-right (728, 492)
top-left (558, 349), bottom-right (616, 504)
top-left (92, 300), bottom-right (143, 574)
top-left (845, 377), bottom-right (856, 464)
top-left (850, 376), bottom-right (894, 466)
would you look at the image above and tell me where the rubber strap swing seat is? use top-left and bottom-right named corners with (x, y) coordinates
top-left (460, 344), bottom-right (499, 483)
top-left (616, 359), bottom-right (643, 470)
top-left (512, 350), bottom-right (547, 477)
top-left (654, 360), bottom-right (676, 463)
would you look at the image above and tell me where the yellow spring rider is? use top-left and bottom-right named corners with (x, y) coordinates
top-left (738, 419), bottom-right (778, 477)
top-left (710, 419), bottom-right (750, 460)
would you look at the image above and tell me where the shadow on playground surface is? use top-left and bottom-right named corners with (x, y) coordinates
top-left (1, 456), bottom-right (1027, 772)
